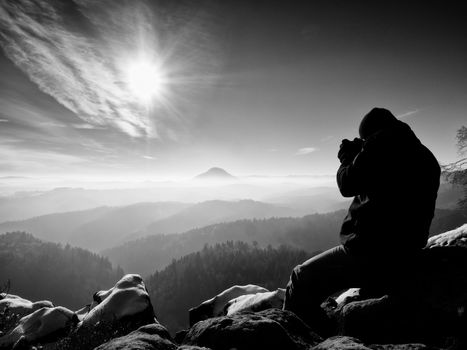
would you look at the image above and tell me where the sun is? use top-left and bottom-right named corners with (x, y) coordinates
top-left (126, 59), bottom-right (167, 104)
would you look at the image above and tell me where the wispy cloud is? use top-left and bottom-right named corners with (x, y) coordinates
top-left (0, 118), bottom-right (8, 122)
top-left (320, 135), bottom-right (334, 143)
top-left (72, 123), bottom-right (104, 130)
top-left (0, 0), bottom-right (166, 138)
top-left (142, 155), bottom-right (157, 160)
top-left (397, 109), bottom-right (420, 119)
top-left (295, 147), bottom-right (318, 156)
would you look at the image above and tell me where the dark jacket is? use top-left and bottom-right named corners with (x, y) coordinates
top-left (337, 120), bottom-right (440, 257)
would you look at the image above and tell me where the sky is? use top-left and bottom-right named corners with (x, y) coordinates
top-left (0, 0), bottom-right (466, 181)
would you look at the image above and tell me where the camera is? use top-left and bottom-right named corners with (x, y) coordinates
top-left (338, 137), bottom-right (363, 163)
top-left (341, 137), bottom-right (363, 151)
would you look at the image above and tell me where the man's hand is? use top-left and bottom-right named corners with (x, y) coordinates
top-left (338, 138), bottom-right (363, 164)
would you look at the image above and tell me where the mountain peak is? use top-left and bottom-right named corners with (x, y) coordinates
top-left (194, 167), bottom-right (236, 180)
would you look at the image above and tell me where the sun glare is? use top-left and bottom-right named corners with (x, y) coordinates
top-left (126, 60), bottom-right (167, 103)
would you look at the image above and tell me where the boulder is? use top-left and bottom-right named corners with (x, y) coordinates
top-left (312, 336), bottom-right (441, 350)
top-left (0, 295), bottom-right (54, 335)
top-left (37, 275), bottom-right (161, 350)
top-left (80, 274), bottom-right (155, 328)
top-left (368, 344), bottom-right (440, 350)
top-left (336, 295), bottom-right (451, 345)
top-left (188, 284), bottom-right (268, 327)
top-left (426, 223), bottom-right (467, 249)
top-left (0, 294), bottom-right (53, 319)
top-left (94, 324), bottom-right (176, 350)
top-left (0, 306), bottom-right (78, 349)
top-left (312, 336), bottom-right (372, 350)
top-left (420, 224), bottom-right (467, 317)
top-left (225, 288), bottom-right (285, 316)
top-left (182, 308), bottom-right (322, 350)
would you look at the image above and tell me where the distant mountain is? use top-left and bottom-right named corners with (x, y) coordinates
top-left (146, 241), bottom-right (312, 333)
top-left (194, 167), bottom-right (236, 181)
top-left (0, 200), bottom-right (299, 251)
top-left (67, 202), bottom-right (190, 251)
top-left (0, 232), bottom-right (123, 309)
top-left (0, 202), bottom-right (189, 251)
top-left (0, 206), bottom-right (113, 243)
top-left (0, 180), bottom-right (462, 223)
top-left (0, 188), bottom-right (109, 222)
top-left (102, 210), bottom-right (346, 276)
top-left (130, 200), bottom-right (301, 240)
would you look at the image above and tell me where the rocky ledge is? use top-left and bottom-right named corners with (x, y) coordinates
top-left (0, 224), bottom-right (466, 350)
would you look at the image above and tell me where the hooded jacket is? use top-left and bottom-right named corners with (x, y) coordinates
top-left (337, 119), bottom-right (440, 257)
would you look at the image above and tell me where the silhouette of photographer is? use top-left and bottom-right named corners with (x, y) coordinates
top-left (283, 108), bottom-right (441, 335)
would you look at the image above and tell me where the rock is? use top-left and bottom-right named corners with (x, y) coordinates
top-left (225, 288), bottom-right (285, 316)
top-left (188, 284), bottom-right (268, 327)
top-left (60, 274), bottom-right (158, 349)
top-left (334, 289), bottom-right (361, 306)
top-left (419, 224), bottom-right (467, 318)
top-left (94, 323), bottom-right (176, 350)
top-left (425, 224), bottom-right (467, 249)
top-left (0, 294), bottom-right (54, 319)
top-left (183, 308), bottom-right (322, 350)
top-left (0, 295), bottom-right (54, 335)
top-left (80, 274), bottom-right (156, 329)
top-left (312, 337), bottom-right (439, 350)
top-left (312, 336), bottom-right (372, 349)
top-left (174, 330), bottom-right (188, 344)
top-left (336, 295), bottom-right (450, 345)
top-left (0, 306), bottom-right (77, 349)
top-left (368, 344), bottom-right (440, 350)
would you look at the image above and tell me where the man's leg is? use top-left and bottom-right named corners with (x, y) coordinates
top-left (283, 245), bottom-right (364, 335)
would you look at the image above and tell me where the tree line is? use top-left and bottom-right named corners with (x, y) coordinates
top-left (0, 231), bottom-right (123, 309)
top-left (146, 241), bottom-right (315, 333)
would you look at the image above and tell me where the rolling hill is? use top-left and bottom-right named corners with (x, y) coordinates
top-left (0, 200), bottom-right (300, 251)
top-left (0, 202), bottom-right (189, 250)
top-left (102, 210), bottom-right (346, 276)
top-left (102, 206), bottom-right (467, 277)
top-left (67, 202), bottom-right (190, 250)
top-left (129, 199), bottom-right (301, 240)
top-left (0, 232), bottom-right (123, 309)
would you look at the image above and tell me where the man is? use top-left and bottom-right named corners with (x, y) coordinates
top-left (283, 108), bottom-right (440, 335)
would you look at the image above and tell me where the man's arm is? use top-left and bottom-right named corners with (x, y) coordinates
top-left (336, 138), bottom-right (370, 197)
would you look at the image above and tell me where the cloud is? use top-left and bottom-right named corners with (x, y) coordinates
top-left (38, 121), bottom-right (68, 128)
top-left (0, 0), bottom-right (162, 138)
top-left (0, 118), bottom-right (8, 122)
top-left (0, 143), bottom-right (88, 173)
top-left (72, 123), bottom-right (104, 130)
top-left (142, 155), bottom-right (157, 160)
top-left (320, 135), bottom-right (334, 143)
top-left (397, 109), bottom-right (420, 119)
top-left (295, 147), bottom-right (318, 156)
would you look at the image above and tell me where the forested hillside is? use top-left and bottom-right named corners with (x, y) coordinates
top-left (429, 208), bottom-right (467, 235)
top-left (146, 241), bottom-right (313, 333)
top-left (104, 207), bottom-right (466, 277)
top-left (103, 210), bottom-right (345, 276)
top-left (0, 232), bottom-right (123, 309)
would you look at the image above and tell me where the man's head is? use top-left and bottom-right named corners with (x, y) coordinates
top-left (359, 108), bottom-right (398, 140)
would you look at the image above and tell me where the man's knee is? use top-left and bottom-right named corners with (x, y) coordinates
top-left (284, 265), bottom-right (301, 311)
